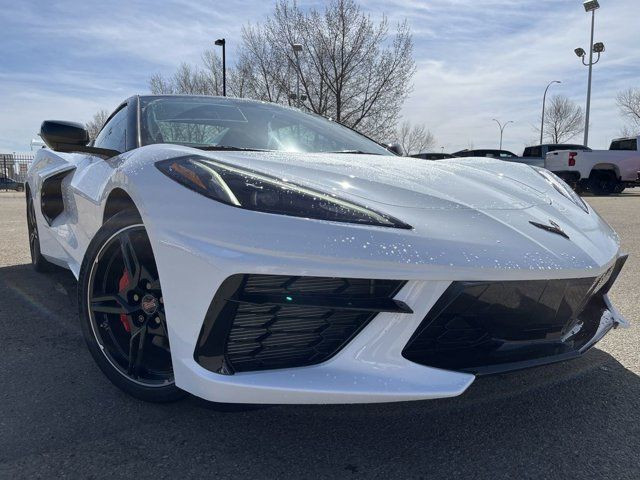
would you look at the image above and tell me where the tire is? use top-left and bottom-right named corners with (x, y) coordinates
top-left (26, 190), bottom-right (57, 272)
top-left (78, 210), bottom-right (185, 402)
top-left (613, 183), bottom-right (626, 194)
top-left (588, 171), bottom-right (618, 196)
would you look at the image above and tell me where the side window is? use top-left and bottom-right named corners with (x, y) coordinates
top-left (610, 139), bottom-right (637, 151)
top-left (527, 146), bottom-right (542, 157)
top-left (94, 105), bottom-right (128, 152)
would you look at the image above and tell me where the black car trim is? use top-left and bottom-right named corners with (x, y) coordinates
top-left (402, 255), bottom-right (627, 375)
top-left (194, 275), bottom-right (408, 375)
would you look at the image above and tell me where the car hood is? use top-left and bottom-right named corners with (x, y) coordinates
top-left (123, 145), bottom-right (620, 275)
top-left (190, 150), bottom-right (552, 211)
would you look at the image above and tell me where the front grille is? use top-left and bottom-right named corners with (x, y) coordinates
top-left (402, 256), bottom-right (627, 374)
top-left (195, 275), bottom-right (408, 374)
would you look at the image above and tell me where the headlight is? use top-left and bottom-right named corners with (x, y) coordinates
top-left (156, 155), bottom-right (411, 229)
top-left (532, 166), bottom-right (588, 213)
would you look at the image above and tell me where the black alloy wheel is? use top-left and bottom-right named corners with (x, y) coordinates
top-left (79, 210), bottom-right (184, 402)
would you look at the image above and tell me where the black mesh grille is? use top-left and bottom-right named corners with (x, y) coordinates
top-left (402, 261), bottom-right (625, 375)
top-left (243, 275), bottom-right (402, 296)
top-left (226, 304), bottom-right (376, 371)
top-left (195, 275), bottom-right (407, 374)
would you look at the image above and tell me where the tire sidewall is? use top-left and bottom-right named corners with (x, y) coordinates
top-left (588, 171), bottom-right (617, 196)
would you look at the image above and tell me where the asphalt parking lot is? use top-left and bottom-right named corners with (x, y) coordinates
top-left (1, 191), bottom-right (639, 479)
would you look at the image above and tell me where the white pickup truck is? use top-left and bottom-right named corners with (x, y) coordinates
top-left (544, 136), bottom-right (640, 195)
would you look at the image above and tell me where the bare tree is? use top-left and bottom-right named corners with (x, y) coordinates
top-left (85, 110), bottom-right (110, 142)
top-left (148, 0), bottom-right (415, 141)
top-left (253, 0), bottom-right (415, 140)
top-left (149, 54), bottom-right (225, 96)
top-left (395, 121), bottom-right (435, 156)
top-left (616, 87), bottom-right (640, 135)
top-left (541, 95), bottom-right (584, 143)
top-left (234, 23), bottom-right (290, 103)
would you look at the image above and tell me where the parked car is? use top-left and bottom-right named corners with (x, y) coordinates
top-left (27, 94), bottom-right (629, 404)
top-left (411, 152), bottom-right (456, 160)
top-left (452, 149), bottom-right (518, 159)
top-left (518, 144), bottom-right (592, 167)
top-left (0, 176), bottom-right (24, 191)
top-left (545, 135), bottom-right (640, 195)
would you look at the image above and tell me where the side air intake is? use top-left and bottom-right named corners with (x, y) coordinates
top-left (194, 275), bottom-right (409, 374)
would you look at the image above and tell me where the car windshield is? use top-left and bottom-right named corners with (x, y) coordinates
top-left (139, 96), bottom-right (391, 155)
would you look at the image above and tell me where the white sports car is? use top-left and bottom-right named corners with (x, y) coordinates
top-left (27, 95), bottom-right (629, 403)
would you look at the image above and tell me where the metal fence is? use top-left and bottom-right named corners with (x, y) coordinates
top-left (1, 153), bottom-right (34, 189)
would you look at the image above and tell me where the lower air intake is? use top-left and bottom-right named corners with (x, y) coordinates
top-left (195, 275), bottom-right (408, 374)
top-left (402, 255), bottom-right (626, 374)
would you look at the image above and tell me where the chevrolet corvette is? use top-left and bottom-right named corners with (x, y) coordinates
top-left (27, 95), bottom-right (629, 403)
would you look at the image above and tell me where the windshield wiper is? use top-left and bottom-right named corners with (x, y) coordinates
top-left (328, 150), bottom-right (381, 155)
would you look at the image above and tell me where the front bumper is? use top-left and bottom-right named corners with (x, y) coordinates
top-left (147, 231), bottom-right (627, 404)
top-left (130, 164), bottom-right (628, 404)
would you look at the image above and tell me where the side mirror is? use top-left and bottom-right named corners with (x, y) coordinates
top-left (40, 120), bottom-right (89, 150)
top-left (386, 143), bottom-right (404, 156)
top-left (40, 120), bottom-right (120, 158)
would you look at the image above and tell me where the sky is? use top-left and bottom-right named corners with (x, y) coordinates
top-left (1, 0), bottom-right (639, 154)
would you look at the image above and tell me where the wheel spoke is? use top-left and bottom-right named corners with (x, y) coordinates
top-left (128, 324), bottom-right (148, 378)
top-left (91, 294), bottom-right (138, 315)
top-left (119, 231), bottom-right (141, 285)
top-left (155, 311), bottom-right (170, 340)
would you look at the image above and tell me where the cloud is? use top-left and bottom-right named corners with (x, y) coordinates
top-left (390, 0), bottom-right (640, 152)
top-left (0, 0), bottom-right (638, 152)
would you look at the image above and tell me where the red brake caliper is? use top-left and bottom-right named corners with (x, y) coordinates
top-left (118, 269), bottom-right (131, 333)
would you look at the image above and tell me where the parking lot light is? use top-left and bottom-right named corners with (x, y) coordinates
top-left (492, 119), bottom-right (514, 150)
top-left (292, 44), bottom-right (303, 108)
top-left (583, 0), bottom-right (600, 12)
top-left (540, 80), bottom-right (561, 145)
top-left (214, 38), bottom-right (226, 96)
top-left (576, 1), bottom-right (604, 147)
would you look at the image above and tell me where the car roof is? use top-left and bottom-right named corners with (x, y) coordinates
top-left (536, 144), bottom-right (584, 148)
top-left (453, 149), bottom-right (516, 155)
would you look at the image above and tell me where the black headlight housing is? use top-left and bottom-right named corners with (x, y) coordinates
top-left (156, 155), bottom-right (411, 229)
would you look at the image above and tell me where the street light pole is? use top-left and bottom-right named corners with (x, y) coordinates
top-left (575, 0), bottom-right (604, 147)
top-left (292, 43), bottom-right (303, 108)
top-left (584, 9), bottom-right (595, 146)
top-left (214, 38), bottom-right (226, 96)
top-left (492, 119), bottom-right (513, 150)
top-left (540, 80), bottom-right (561, 145)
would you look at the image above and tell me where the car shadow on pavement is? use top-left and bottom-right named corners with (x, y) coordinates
top-left (1, 262), bottom-right (639, 479)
